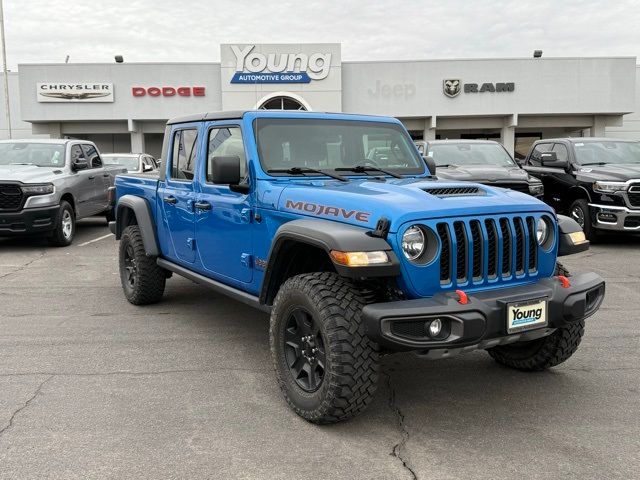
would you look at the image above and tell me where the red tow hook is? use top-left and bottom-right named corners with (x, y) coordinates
top-left (557, 275), bottom-right (571, 289)
top-left (455, 289), bottom-right (469, 305)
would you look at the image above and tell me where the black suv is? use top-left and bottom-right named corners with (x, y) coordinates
top-left (416, 140), bottom-right (544, 198)
top-left (522, 138), bottom-right (640, 239)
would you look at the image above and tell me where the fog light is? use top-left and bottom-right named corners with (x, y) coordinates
top-left (597, 212), bottom-right (617, 223)
top-left (428, 318), bottom-right (442, 337)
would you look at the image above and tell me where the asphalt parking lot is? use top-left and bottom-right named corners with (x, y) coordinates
top-left (0, 220), bottom-right (639, 480)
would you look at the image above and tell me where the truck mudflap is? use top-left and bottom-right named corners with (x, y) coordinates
top-left (362, 272), bottom-right (605, 353)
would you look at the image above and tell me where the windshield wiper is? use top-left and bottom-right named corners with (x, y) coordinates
top-left (335, 165), bottom-right (403, 179)
top-left (436, 164), bottom-right (458, 168)
top-left (580, 162), bottom-right (609, 166)
top-left (267, 167), bottom-right (348, 182)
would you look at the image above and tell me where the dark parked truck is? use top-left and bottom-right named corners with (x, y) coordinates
top-left (522, 138), bottom-right (640, 239)
top-left (0, 139), bottom-right (124, 246)
top-left (415, 139), bottom-right (544, 198)
top-left (110, 111), bottom-right (605, 423)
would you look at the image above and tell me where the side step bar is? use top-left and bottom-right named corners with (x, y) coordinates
top-left (156, 258), bottom-right (271, 313)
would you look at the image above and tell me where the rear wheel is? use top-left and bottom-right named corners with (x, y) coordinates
top-left (270, 272), bottom-right (380, 423)
top-left (487, 262), bottom-right (585, 371)
top-left (119, 225), bottom-right (166, 305)
top-left (49, 201), bottom-right (75, 247)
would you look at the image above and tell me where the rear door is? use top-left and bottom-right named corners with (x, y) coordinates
top-left (158, 126), bottom-right (199, 264)
top-left (194, 123), bottom-right (253, 283)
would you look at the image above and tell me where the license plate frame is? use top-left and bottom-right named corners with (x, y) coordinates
top-left (506, 298), bottom-right (548, 334)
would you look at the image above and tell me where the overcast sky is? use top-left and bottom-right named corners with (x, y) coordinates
top-left (2, 0), bottom-right (639, 69)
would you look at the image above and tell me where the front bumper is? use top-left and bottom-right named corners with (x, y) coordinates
top-left (362, 272), bottom-right (605, 356)
top-left (0, 205), bottom-right (60, 236)
top-left (589, 203), bottom-right (640, 231)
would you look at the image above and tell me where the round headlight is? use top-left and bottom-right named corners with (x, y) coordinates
top-left (536, 217), bottom-right (549, 245)
top-left (401, 225), bottom-right (425, 261)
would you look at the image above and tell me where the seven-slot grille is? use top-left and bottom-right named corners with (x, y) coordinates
top-left (436, 215), bottom-right (539, 286)
top-left (0, 184), bottom-right (24, 212)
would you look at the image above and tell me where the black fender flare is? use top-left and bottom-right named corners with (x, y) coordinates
top-left (259, 219), bottom-right (400, 305)
top-left (114, 195), bottom-right (160, 256)
top-left (557, 214), bottom-right (589, 256)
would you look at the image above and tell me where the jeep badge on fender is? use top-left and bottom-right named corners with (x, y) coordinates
top-left (109, 110), bottom-right (605, 424)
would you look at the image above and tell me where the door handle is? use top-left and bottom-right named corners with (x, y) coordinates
top-left (103, 173), bottom-right (110, 177)
top-left (195, 201), bottom-right (212, 211)
top-left (163, 196), bottom-right (177, 204)
top-left (88, 175), bottom-right (96, 180)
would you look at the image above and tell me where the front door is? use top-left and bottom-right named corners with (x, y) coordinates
top-left (195, 123), bottom-right (253, 283)
top-left (159, 127), bottom-right (199, 264)
top-left (70, 144), bottom-right (96, 217)
top-left (81, 143), bottom-right (109, 213)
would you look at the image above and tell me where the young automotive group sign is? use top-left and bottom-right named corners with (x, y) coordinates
top-left (229, 45), bottom-right (332, 84)
top-left (36, 83), bottom-right (114, 102)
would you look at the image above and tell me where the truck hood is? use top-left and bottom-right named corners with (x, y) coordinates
top-left (0, 164), bottom-right (64, 183)
top-left (435, 164), bottom-right (533, 183)
top-left (267, 178), bottom-right (553, 232)
top-left (575, 163), bottom-right (640, 182)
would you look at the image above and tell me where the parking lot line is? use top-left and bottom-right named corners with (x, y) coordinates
top-left (78, 233), bottom-right (113, 247)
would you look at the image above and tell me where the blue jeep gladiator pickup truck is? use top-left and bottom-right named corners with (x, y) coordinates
top-left (109, 110), bottom-right (605, 423)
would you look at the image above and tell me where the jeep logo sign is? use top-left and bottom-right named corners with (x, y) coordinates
top-left (230, 45), bottom-right (332, 84)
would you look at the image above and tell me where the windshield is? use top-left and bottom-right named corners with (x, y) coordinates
top-left (574, 141), bottom-right (640, 165)
top-left (428, 143), bottom-right (516, 167)
top-left (256, 119), bottom-right (425, 176)
top-left (103, 155), bottom-right (140, 171)
top-left (0, 143), bottom-right (66, 167)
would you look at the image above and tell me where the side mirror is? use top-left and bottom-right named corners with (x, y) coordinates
top-left (541, 151), bottom-right (568, 169)
top-left (143, 164), bottom-right (153, 173)
top-left (422, 155), bottom-right (437, 176)
top-left (210, 155), bottom-right (241, 185)
top-left (72, 158), bottom-right (88, 171)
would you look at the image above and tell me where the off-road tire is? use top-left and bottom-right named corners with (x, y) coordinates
top-left (49, 200), bottom-right (75, 247)
top-left (270, 272), bottom-right (380, 423)
top-left (569, 198), bottom-right (597, 241)
top-left (119, 225), bottom-right (166, 305)
top-left (487, 262), bottom-right (585, 371)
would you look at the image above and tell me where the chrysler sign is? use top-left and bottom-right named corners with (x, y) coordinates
top-left (37, 83), bottom-right (114, 102)
top-left (230, 45), bottom-right (331, 84)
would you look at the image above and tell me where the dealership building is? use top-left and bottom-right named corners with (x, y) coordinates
top-left (0, 43), bottom-right (638, 158)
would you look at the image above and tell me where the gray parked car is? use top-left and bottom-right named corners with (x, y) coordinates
top-left (0, 139), bottom-right (126, 246)
top-left (102, 153), bottom-right (158, 174)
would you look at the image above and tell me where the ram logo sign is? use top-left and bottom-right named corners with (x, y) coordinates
top-left (230, 45), bottom-right (332, 84)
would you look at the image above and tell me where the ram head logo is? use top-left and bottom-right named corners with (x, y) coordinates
top-left (443, 79), bottom-right (461, 98)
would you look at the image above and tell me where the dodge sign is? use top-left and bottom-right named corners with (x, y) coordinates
top-left (36, 83), bottom-right (114, 102)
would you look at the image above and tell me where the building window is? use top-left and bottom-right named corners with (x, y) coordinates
top-left (259, 96), bottom-right (307, 111)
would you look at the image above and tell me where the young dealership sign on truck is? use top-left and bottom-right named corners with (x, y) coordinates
top-left (36, 83), bottom-right (114, 102)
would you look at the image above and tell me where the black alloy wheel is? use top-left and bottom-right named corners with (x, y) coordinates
top-left (284, 307), bottom-right (326, 392)
top-left (123, 243), bottom-right (137, 289)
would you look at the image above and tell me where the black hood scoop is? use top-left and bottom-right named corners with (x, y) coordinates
top-left (421, 185), bottom-right (486, 197)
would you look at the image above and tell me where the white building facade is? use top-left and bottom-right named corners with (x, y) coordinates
top-left (0, 43), bottom-right (637, 158)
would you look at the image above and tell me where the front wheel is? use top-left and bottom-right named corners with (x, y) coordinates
top-left (569, 198), bottom-right (597, 241)
top-left (270, 272), bottom-right (380, 424)
top-left (119, 225), bottom-right (166, 305)
top-left (487, 262), bottom-right (585, 371)
top-left (49, 201), bottom-right (75, 247)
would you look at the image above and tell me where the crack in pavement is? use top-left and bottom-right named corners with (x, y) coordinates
top-left (0, 251), bottom-right (47, 280)
top-left (384, 371), bottom-right (418, 480)
top-left (0, 367), bottom-right (272, 378)
top-left (0, 375), bottom-right (53, 443)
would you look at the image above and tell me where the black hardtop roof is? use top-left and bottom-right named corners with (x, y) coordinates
top-left (426, 139), bottom-right (501, 145)
top-left (167, 111), bottom-right (246, 125)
